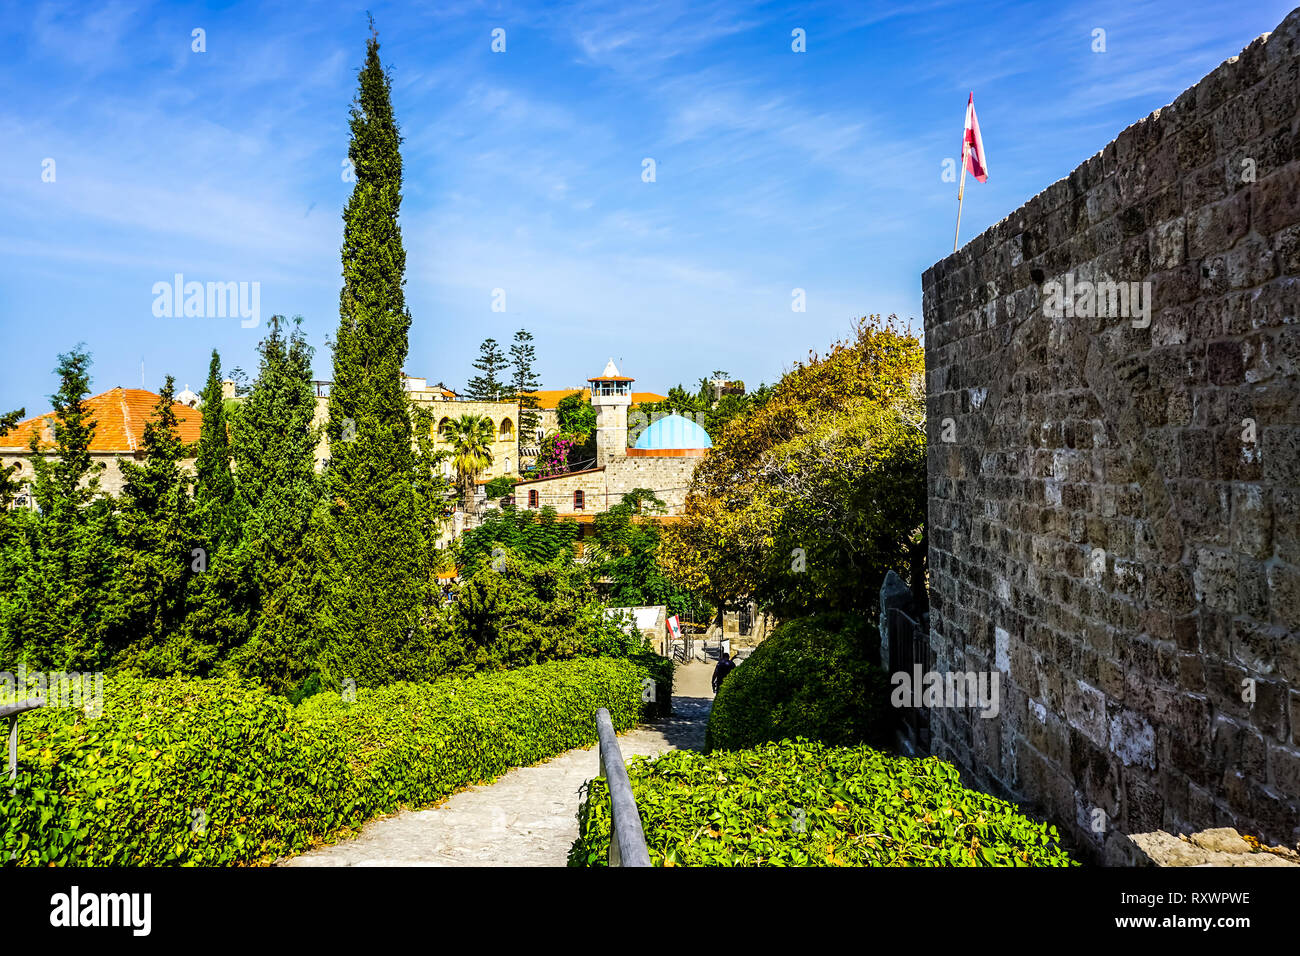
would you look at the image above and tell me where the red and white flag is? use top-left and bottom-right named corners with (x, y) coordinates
top-left (962, 91), bottom-right (988, 183)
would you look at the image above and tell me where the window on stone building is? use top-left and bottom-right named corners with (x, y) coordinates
top-left (528, 489), bottom-right (538, 508)
top-left (574, 489), bottom-right (584, 511)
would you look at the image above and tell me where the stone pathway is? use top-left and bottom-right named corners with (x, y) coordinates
top-left (282, 663), bottom-right (715, 867)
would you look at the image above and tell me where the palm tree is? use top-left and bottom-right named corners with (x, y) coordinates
top-left (441, 413), bottom-right (494, 515)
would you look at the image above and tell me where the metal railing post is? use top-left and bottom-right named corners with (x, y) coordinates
top-left (594, 707), bottom-right (651, 867)
top-left (2, 696), bottom-right (45, 782)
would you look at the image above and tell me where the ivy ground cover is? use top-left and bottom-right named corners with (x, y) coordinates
top-left (571, 739), bottom-right (1078, 867)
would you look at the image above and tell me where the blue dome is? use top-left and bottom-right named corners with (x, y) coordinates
top-left (634, 414), bottom-right (712, 450)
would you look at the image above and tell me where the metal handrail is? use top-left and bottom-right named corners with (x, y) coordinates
top-left (3, 695), bottom-right (45, 782)
top-left (595, 708), bottom-right (651, 867)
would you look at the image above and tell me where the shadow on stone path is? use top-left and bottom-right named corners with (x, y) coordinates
top-left (281, 663), bottom-right (715, 867)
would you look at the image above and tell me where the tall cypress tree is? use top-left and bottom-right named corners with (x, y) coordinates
top-left (319, 22), bottom-right (425, 686)
top-left (104, 377), bottom-right (198, 673)
top-left (193, 349), bottom-right (235, 545)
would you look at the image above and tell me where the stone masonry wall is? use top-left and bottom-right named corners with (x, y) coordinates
top-left (922, 11), bottom-right (1300, 862)
top-left (511, 455), bottom-right (699, 515)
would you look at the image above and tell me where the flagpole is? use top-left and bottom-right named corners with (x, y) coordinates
top-left (953, 139), bottom-right (968, 253)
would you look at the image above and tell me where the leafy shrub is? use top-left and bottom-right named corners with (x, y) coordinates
top-left (570, 739), bottom-right (1077, 867)
top-left (455, 507), bottom-right (578, 571)
top-left (435, 552), bottom-right (646, 674)
top-left (2, 657), bottom-right (649, 866)
top-left (630, 652), bottom-right (674, 720)
top-left (483, 474), bottom-right (519, 499)
top-left (707, 613), bottom-right (890, 752)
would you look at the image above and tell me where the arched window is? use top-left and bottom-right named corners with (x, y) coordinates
top-left (528, 489), bottom-right (538, 508)
top-left (499, 417), bottom-right (514, 439)
top-left (437, 417), bottom-right (451, 440)
top-left (574, 489), bottom-right (585, 511)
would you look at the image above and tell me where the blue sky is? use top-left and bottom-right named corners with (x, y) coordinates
top-left (0, 0), bottom-right (1291, 413)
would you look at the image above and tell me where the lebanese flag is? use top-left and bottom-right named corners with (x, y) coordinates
top-left (962, 92), bottom-right (988, 183)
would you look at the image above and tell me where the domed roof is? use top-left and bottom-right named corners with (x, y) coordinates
top-left (634, 414), bottom-right (712, 450)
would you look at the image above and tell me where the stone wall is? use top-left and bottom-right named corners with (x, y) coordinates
top-left (0, 451), bottom-right (187, 501)
top-left (311, 393), bottom-right (522, 480)
top-left (512, 454), bottom-right (700, 516)
top-left (604, 454), bottom-right (699, 513)
top-left (922, 11), bottom-right (1300, 862)
top-left (513, 467), bottom-right (610, 514)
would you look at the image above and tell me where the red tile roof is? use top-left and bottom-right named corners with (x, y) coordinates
top-left (0, 387), bottom-right (203, 453)
top-left (525, 388), bottom-right (667, 410)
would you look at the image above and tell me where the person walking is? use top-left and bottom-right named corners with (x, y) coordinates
top-left (711, 652), bottom-right (736, 694)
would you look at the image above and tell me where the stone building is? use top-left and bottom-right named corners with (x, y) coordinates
top-left (919, 9), bottom-right (1300, 863)
top-left (511, 361), bottom-right (707, 518)
top-left (0, 387), bottom-right (203, 502)
top-left (310, 375), bottom-right (522, 482)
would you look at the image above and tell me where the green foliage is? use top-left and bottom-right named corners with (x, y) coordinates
top-left (634, 376), bottom-right (771, 443)
top-left (508, 330), bottom-right (541, 434)
top-left (570, 739), bottom-right (1078, 867)
top-left (466, 337), bottom-right (508, 401)
top-left (589, 490), bottom-right (703, 619)
top-left (455, 506), bottom-right (578, 570)
top-left (438, 551), bottom-right (645, 674)
top-left (533, 432), bottom-right (582, 477)
top-left (102, 378), bottom-right (200, 673)
top-left (629, 652), bottom-right (674, 720)
top-left (440, 413), bottom-right (494, 512)
top-left (662, 316), bottom-right (926, 619)
top-left (192, 349), bottom-right (235, 548)
top-left (706, 614), bottom-right (890, 752)
top-left (1, 346), bottom-right (116, 670)
top-left (0, 407), bottom-right (26, 512)
top-left (483, 474), bottom-right (518, 499)
top-left (1, 657), bottom-right (650, 866)
top-left (320, 25), bottom-right (428, 688)
top-left (221, 319), bottom-right (322, 692)
top-left (555, 391), bottom-right (596, 437)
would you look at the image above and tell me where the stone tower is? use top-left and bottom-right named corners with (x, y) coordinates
top-left (588, 358), bottom-right (633, 467)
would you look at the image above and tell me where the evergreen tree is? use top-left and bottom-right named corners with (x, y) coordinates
top-left (103, 378), bottom-right (199, 673)
top-left (224, 317), bottom-right (323, 693)
top-left (193, 349), bottom-right (236, 546)
top-left (466, 337), bottom-right (508, 401)
top-left (0, 408), bottom-right (24, 508)
top-left (509, 329), bottom-right (542, 435)
top-left (319, 22), bottom-right (427, 686)
top-left (0, 408), bottom-right (29, 663)
top-left (3, 347), bottom-right (116, 668)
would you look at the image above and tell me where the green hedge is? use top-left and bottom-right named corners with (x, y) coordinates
top-left (2, 657), bottom-right (648, 866)
top-left (707, 613), bottom-right (890, 751)
top-left (630, 653), bottom-right (674, 720)
top-left (570, 739), bottom-right (1077, 867)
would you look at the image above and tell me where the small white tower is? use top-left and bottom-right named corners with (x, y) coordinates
top-left (588, 358), bottom-right (633, 467)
